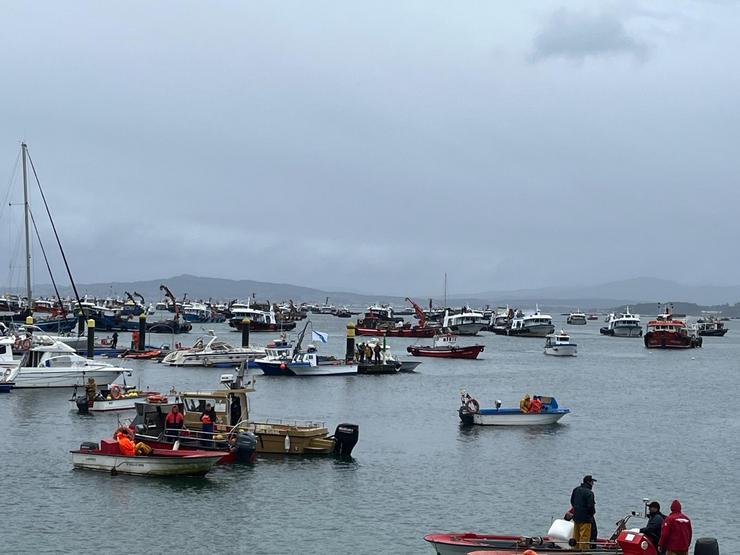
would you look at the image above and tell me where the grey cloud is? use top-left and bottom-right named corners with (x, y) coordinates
top-left (531, 8), bottom-right (649, 62)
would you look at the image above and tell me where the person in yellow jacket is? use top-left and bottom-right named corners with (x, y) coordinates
top-left (519, 394), bottom-right (531, 413)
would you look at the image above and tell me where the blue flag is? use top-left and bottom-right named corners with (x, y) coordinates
top-left (311, 330), bottom-right (329, 343)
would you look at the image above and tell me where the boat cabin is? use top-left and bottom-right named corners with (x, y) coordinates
top-left (433, 334), bottom-right (458, 347)
top-left (646, 320), bottom-right (688, 334)
top-left (133, 377), bottom-right (255, 437)
top-left (545, 333), bottom-right (572, 347)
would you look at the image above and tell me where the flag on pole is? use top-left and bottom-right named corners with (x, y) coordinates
top-left (311, 330), bottom-right (329, 343)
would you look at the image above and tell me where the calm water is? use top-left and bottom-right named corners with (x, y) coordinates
top-left (2, 314), bottom-right (737, 554)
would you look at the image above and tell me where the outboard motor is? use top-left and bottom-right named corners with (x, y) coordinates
top-left (79, 441), bottom-right (99, 451)
top-left (332, 423), bottom-right (359, 457)
top-left (75, 396), bottom-right (90, 415)
top-left (458, 406), bottom-right (475, 425)
top-left (694, 538), bottom-right (720, 555)
top-left (616, 530), bottom-right (658, 555)
top-left (235, 431), bottom-right (258, 463)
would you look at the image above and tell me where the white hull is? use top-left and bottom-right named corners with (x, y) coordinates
top-left (445, 323), bottom-right (485, 336)
top-left (473, 412), bottom-right (567, 426)
top-left (510, 324), bottom-right (555, 337)
top-left (162, 352), bottom-right (258, 367)
top-left (14, 368), bottom-right (125, 389)
top-left (544, 345), bottom-right (577, 356)
top-left (68, 395), bottom-right (158, 412)
top-left (290, 364), bottom-right (357, 377)
top-left (71, 452), bottom-right (220, 476)
top-left (612, 326), bottom-right (642, 337)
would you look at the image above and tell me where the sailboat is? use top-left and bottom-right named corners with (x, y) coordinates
top-left (1, 143), bottom-right (76, 332)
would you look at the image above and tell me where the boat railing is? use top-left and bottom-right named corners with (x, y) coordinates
top-left (247, 418), bottom-right (327, 429)
top-left (161, 428), bottom-right (233, 449)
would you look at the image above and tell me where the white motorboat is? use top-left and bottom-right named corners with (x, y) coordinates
top-left (69, 383), bottom-right (173, 412)
top-left (0, 337), bottom-right (20, 390)
top-left (161, 334), bottom-right (265, 368)
top-left (255, 347), bottom-right (357, 376)
top-left (507, 306), bottom-right (555, 337)
top-left (443, 309), bottom-right (486, 336)
top-left (458, 392), bottom-right (570, 426)
top-left (566, 310), bottom-right (587, 325)
top-left (600, 307), bottom-right (642, 337)
top-left (13, 339), bottom-right (130, 388)
top-left (544, 331), bottom-right (577, 356)
top-left (71, 440), bottom-right (222, 476)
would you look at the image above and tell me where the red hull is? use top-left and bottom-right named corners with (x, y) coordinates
top-left (424, 533), bottom-right (618, 553)
top-left (643, 331), bottom-right (698, 349)
top-left (139, 439), bottom-right (236, 464)
top-left (355, 327), bottom-right (437, 338)
top-left (407, 345), bottom-right (484, 359)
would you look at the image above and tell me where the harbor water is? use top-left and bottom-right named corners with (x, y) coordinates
top-left (2, 314), bottom-right (738, 553)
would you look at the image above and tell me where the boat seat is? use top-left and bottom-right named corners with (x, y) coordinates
top-left (100, 438), bottom-right (121, 455)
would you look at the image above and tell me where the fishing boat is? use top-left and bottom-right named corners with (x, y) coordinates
top-left (442, 309), bottom-right (486, 336)
top-left (458, 392), bottom-right (570, 426)
top-left (12, 338), bottom-right (131, 388)
top-left (356, 337), bottom-right (421, 374)
top-left (71, 440), bottom-right (223, 476)
top-left (406, 333), bottom-right (484, 359)
top-left (161, 334), bottom-right (265, 368)
top-left (355, 324), bottom-right (437, 338)
top-left (506, 307), bottom-right (555, 337)
top-left (133, 369), bottom-right (359, 458)
top-left (424, 507), bottom-right (669, 554)
top-left (544, 331), bottom-right (577, 356)
top-left (696, 312), bottom-right (729, 336)
top-left (70, 382), bottom-right (169, 413)
top-left (643, 318), bottom-right (702, 349)
top-left (356, 298), bottom-right (439, 338)
top-left (487, 306), bottom-right (513, 334)
top-left (566, 310), bottom-right (587, 325)
top-left (228, 303), bottom-right (296, 332)
top-left (600, 308), bottom-right (642, 337)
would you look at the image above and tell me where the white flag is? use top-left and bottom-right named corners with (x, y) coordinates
top-left (311, 330), bottom-right (329, 343)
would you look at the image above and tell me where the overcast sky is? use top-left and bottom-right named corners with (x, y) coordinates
top-left (1, 1), bottom-right (738, 296)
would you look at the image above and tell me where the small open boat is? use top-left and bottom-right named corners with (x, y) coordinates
top-left (407, 334), bottom-right (484, 359)
top-left (458, 392), bottom-right (569, 426)
top-left (544, 331), bottom-right (577, 356)
top-left (71, 439), bottom-right (223, 476)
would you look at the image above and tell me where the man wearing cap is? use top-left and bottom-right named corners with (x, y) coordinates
top-left (658, 500), bottom-right (692, 555)
top-left (570, 475), bottom-right (597, 551)
top-left (640, 501), bottom-right (666, 549)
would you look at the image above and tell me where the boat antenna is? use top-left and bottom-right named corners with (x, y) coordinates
top-left (443, 272), bottom-right (447, 308)
top-left (25, 148), bottom-right (85, 316)
top-left (27, 208), bottom-right (66, 318)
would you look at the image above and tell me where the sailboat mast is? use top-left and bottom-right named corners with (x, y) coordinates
top-left (443, 272), bottom-right (447, 308)
top-left (21, 143), bottom-right (32, 308)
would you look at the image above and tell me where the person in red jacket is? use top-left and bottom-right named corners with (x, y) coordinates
top-left (658, 499), bottom-right (692, 555)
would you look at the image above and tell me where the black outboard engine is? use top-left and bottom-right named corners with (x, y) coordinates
top-left (332, 423), bottom-right (359, 456)
top-left (79, 441), bottom-right (99, 451)
top-left (694, 538), bottom-right (719, 555)
top-left (458, 406), bottom-right (474, 425)
top-left (75, 396), bottom-right (90, 414)
top-left (235, 431), bottom-right (258, 463)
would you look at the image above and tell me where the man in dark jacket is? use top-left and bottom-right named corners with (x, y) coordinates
top-left (658, 499), bottom-right (692, 555)
top-left (570, 475), bottom-right (596, 551)
top-left (640, 501), bottom-right (666, 549)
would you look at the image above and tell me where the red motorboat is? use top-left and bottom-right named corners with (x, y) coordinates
top-left (356, 297), bottom-right (441, 338)
top-left (407, 333), bottom-right (484, 358)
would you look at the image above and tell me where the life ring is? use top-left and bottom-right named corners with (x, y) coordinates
top-left (22, 338), bottom-right (31, 351)
top-left (110, 384), bottom-right (123, 400)
top-left (465, 398), bottom-right (480, 414)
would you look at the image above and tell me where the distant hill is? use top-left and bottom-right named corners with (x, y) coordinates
top-left (19, 275), bottom-right (740, 312)
top-left (29, 274), bottom-right (406, 306)
top-left (463, 277), bottom-right (740, 306)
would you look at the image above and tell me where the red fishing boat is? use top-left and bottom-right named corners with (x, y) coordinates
top-left (643, 307), bottom-right (702, 349)
top-left (407, 334), bottom-right (484, 359)
top-left (356, 297), bottom-right (440, 338)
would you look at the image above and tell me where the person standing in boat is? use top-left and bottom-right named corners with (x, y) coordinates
top-left (357, 343), bottom-right (365, 363)
top-left (570, 475), bottom-right (597, 551)
top-left (639, 501), bottom-right (665, 550)
top-left (519, 394), bottom-right (531, 413)
top-left (165, 405), bottom-right (184, 438)
top-left (364, 343), bottom-right (372, 363)
top-left (658, 500), bottom-right (692, 555)
top-left (373, 342), bottom-right (382, 364)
